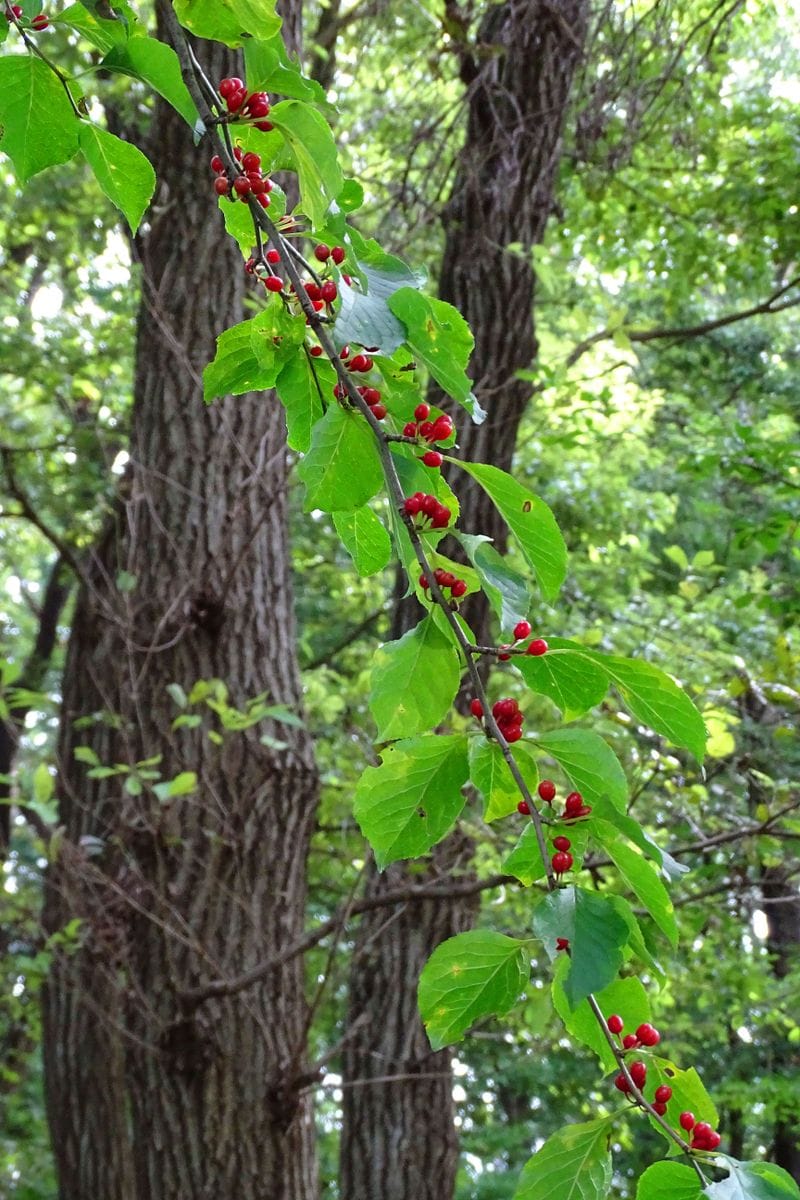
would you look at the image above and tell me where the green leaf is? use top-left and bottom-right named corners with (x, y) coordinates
top-left (534, 728), bottom-right (628, 812)
top-left (333, 507), bottom-right (392, 577)
top-left (243, 34), bottom-right (325, 103)
top-left (298, 404), bottom-right (384, 513)
top-left (589, 654), bottom-right (707, 761)
top-left (74, 746), bottom-right (100, 766)
top-left (588, 794), bottom-right (687, 881)
top-left (555, 969), bottom-right (651, 1072)
top-left (0, 57), bottom-right (79, 183)
top-left (153, 771), bottom-right (197, 801)
top-left (504, 820), bottom-right (589, 887)
top-left (593, 821), bottom-right (678, 944)
top-left (60, 3), bottom-right (129, 50)
top-left (33, 763), bottom-right (54, 805)
top-left (450, 463), bottom-right (567, 601)
top-left (516, 639), bottom-right (609, 720)
top-left (705, 1161), bottom-right (800, 1200)
top-left (637, 1161), bottom-right (704, 1200)
top-left (418, 931), bottom-right (529, 1050)
top-left (203, 302), bottom-right (306, 402)
top-left (275, 352), bottom-right (328, 453)
top-left (388, 288), bottom-right (484, 421)
top-left (354, 734), bottom-right (469, 868)
top-left (469, 736), bottom-right (523, 822)
top-left (606, 893), bottom-right (665, 982)
top-left (513, 1116), bottom-right (614, 1200)
top-left (646, 1059), bottom-right (719, 1147)
top-left (101, 38), bottom-right (198, 128)
top-left (269, 99), bottom-right (343, 225)
top-left (78, 124), bottom-right (155, 233)
top-left (172, 0), bottom-right (281, 47)
top-left (333, 240), bottom-right (426, 356)
top-left (369, 615), bottom-right (461, 741)
top-left (457, 533), bottom-right (532, 632)
top-left (532, 887), bottom-right (629, 1008)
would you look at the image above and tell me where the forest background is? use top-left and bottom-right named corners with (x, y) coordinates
top-left (0, 0), bottom-right (799, 1197)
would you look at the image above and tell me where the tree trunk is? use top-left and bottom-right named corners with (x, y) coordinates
top-left (339, 4), bottom-right (588, 1197)
top-left (41, 7), bottom-right (319, 1198)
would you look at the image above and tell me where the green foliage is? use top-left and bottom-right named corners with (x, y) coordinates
top-left (298, 403), bottom-right (384, 512)
top-left (533, 887), bottom-right (631, 1008)
top-left (637, 1161), bottom-right (703, 1200)
top-left (388, 288), bottom-right (483, 420)
top-left (172, 0), bottom-right (281, 46)
top-left (512, 1116), bottom-right (614, 1200)
top-left (418, 931), bottom-right (530, 1050)
top-left (0, 57), bottom-right (79, 181)
top-left (77, 124), bottom-right (155, 232)
top-left (203, 301), bottom-right (306, 401)
top-left (270, 100), bottom-right (343, 225)
top-left (368, 615), bottom-right (460, 740)
top-left (705, 1161), bottom-right (800, 1200)
top-left (332, 507), bottom-right (392, 577)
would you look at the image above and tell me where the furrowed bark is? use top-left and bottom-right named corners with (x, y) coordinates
top-left (41, 6), bottom-right (319, 1198)
top-left (339, 4), bottom-right (589, 1197)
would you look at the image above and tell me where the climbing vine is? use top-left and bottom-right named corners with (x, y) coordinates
top-left (1, 2), bottom-right (797, 1198)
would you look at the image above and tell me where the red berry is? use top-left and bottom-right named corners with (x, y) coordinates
top-left (693, 1122), bottom-right (713, 1141)
top-left (564, 792), bottom-right (583, 816)
top-left (527, 638), bottom-right (548, 656)
top-left (418, 421), bottom-right (434, 439)
top-left (423, 451), bottom-right (443, 468)
top-left (314, 244), bottom-right (331, 261)
top-left (219, 76), bottom-right (244, 98)
top-left (31, 13), bottom-right (48, 27)
top-left (419, 575), bottom-right (429, 589)
top-left (6, 4), bottom-right (22, 15)
top-left (654, 1085), bottom-right (672, 1104)
top-left (363, 388), bottom-right (381, 405)
top-left (414, 403), bottom-right (431, 421)
top-left (249, 176), bottom-right (268, 195)
top-left (210, 154), bottom-right (224, 172)
top-left (245, 92), bottom-right (270, 118)
top-left (331, 246), bottom-right (346, 264)
top-left (371, 403), bottom-right (387, 420)
top-left (257, 194), bottom-right (271, 207)
top-left (517, 800), bottom-right (530, 815)
top-left (214, 177), bottom-right (230, 195)
top-left (265, 276), bottom-right (283, 293)
top-left (234, 176), bottom-right (251, 196)
top-left (242, 152), bottom-right (260, 172)
top-left (614, 1074), bottom-right (631, 1094)
top-left (576, 804), bottom-right (593, 817)
top-left (321, 280), bottom-right (338, 303)
top-left (513, 620), bottom-right (532, 641)
top-left (233, 146), bottom-right (244, 161)
top-left (607, 1014), bottom-right (624, 1035)
top-left (430, 414), bottom-right (454, 442)
top-left (497, 646), bottom-right (512, 661)
top-left (505, 727), bottom-right (523, 743)
top-left (266, 248), bottom-right (280, 264)
top-left (538, 780), bottom-right (556, 803)
top-left (679, 1112), bottom-right (696, 1132)
top-left (551, 850), bottom-right (573, 875)
top-left (470, 699), bottom-right (484, 719)
top-left (493, 699), bottom-right (518, 720)
top-left (309, 346), bottom-right (323, 357)
top-left (629, 1061), bottom-right (647, 1088)
top-left (255, 120), bottom-right (274, 131)
top-left (622, 1034), bottom-right (639, 1050)
top-left (555, 937), bottom-right (570, 951)
top-left (430, 506), bottom-right (451, 529)
top-left (305, 282), bottom-right (322, 301)
top-left (653, 1101), bottom-right (668, 1116)
top-left (636, 1023), bottom-right (660, 1047)
top-left (451, 579), bottom-right (467, 598)
top-left (348, 354), bottom-right (369, 372)
top-left (706, 1131), bottom-right (721, 1150)
top-left (227, 88), bottom-right (247, 113)
top-left (553, 836), bottom-right (571, 852)
top-left (402, 422), bottom-right (417, 437)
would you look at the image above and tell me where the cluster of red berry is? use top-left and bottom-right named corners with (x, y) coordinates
top-left (470, 697), bottom-right (524, 744)
top-left (402, 403), bottom-right (454, 470)
top-left (420, 568), bottom-right (467, 600)
top-left (314, 243), bottom-right (346, 266)
top-left (218, 77), bottom-right (273, 129)
top-left (537, 780), bottom-right (593, 820)
top-left (550, 834), bottom-right (573, 877)
top-left (403, 493), bottom-right (452, 529)
top-left (211, 148), bottom-right (272, 208)
top-left (607, 1016), bottom-right (722, 1151)
top-left (4, 5), bottom-right (48, 26)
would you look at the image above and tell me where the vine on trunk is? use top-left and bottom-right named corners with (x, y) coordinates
top-left (1, 3), bottom-right (796, 1198)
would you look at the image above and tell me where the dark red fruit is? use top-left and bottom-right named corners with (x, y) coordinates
top-left (705, 1131), bottom-right (721, 1150)
top-left (414, 403), bottom-right (430, 421)
top-left (538, 780), bottom-right (556, 803)
top-left (255, 120), bottom-right (274, 132)
top-left (363, 387), bottom-right (381, 405)
top-left (210, 154), bottom-right (224, 172)
top-left (505, 727), bottom-right (522, 743)
top-left (233, 176), bottom-right (251, 196)
top-left (227, 88), bottom-right (246, 113)
top-left (219, 77), bottom-right (244, 98)
top-left (555, 937), bottom-right (570, 951)
top-left (679, 1112), bottom-right (696, 1132)
top-left (309, 346), bottom-right (323, 357)
top-left (553, 836), bottom-right (571, 852)
top-left (321, 280), bottom-right (338, 303)
top-left (497, 645), bottom-right (512, 661)
top-left (31, 13), bottom-right (49, 27)
top-left (527, 638), bottom-right (548, 656)
top-left (493, 699), bottom-right (518, 720)
top-left (423, 451), bottom-right (443, 468)
top-left (607, 1014), bottom-right (624, 1035)
top-left (242, 152), bottom-right (261, 171)
top-left (564, 791), bottom-right (583, 816)
top-left (233, 146), bottom-right (244, 161)
top-left (622, 1034), bottom-right (639, 1050)
top-left (654, 1085), bottom-right (672, 1104)
top-left (348, 354), bottom-right (368, 372)
top-left (430, 414), bottom-right (454, 442)
top-left (451, 579), bottom-right (467, 598)
top-left (314, 244), bottom-right (331, 261)
top-left (552, 850), bottom-right (573, 875)
top-left (245, 92), bottom-right (270, 118)
top-left (256, 193), bottom-right (271, 207)
top-left (693, 1122), bottom-right (713, 1141)
top-left (514, 620), bottom-right (532, 640)
top-left (629, 1061), bottom-right (647, 1088)
top-left (371, 403), bottom-right (387, 419)
top-left (517, 800), bottom-right (530, 815)
top-left (331, 246), bottom-right (346, 264)
top-left (470, 699), bottom-right (484, 719)
top-left (214, 177), bottom-right (230, 195)
top-left (653, 1101), bottom-right (668, 1116)
top-left (265, 276), bottom-right (283, 292)
top-left (614, 1074), bottom-right (631, 1094)
top-left (304, 282), bottom-right (322, 301)
top-left (402, 422), bottom-right (417, 437)
top-left (266, 248), bottom-right (280, 264)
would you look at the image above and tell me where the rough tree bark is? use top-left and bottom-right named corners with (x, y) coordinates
top-left (41, 6), bottom-right (319, 1199)
top-left (339, 4), bottom-right (588, 1197)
